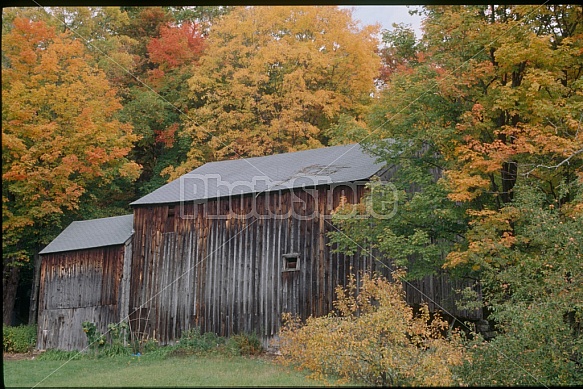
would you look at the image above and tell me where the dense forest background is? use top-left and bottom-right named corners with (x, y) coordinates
top-left (2, 5), bottom-right (582, 385)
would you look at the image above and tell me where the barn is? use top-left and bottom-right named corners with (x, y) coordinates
top-left (126, 143), bottom-right (481, 348)
top-left (37, 214), bottom-right (134, 351)
top-left (37, 142), bottom-right (482, 351)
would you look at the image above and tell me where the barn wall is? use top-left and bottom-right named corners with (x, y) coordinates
top-left (129, 185), bottom-right (371, 346)
top-left (37, 244), bottom-right (128, 351)
top-left (129, 184), bottom-right (481, 347)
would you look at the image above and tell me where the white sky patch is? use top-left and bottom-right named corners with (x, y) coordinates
top-left (341, 5), bottom-right (424, 39)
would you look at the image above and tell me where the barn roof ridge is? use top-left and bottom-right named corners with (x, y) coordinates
top-left (131, 142), bottom-right (386, 206)
top-left (39, 214), bottom-right (134, 255)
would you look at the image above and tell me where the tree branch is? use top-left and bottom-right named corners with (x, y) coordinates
top-left (522, 148), bottom-right (583, 176)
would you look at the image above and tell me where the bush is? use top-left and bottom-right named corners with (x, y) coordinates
top-left (82, 321), bottom-right (106, 351)
top-left (3, 324), bottom-right (37, 353)
top-left (226, 332), bottom-right (263, 356)
top-left (82, 321), bottom-right (132, 357)
top-left (277, 271), bottom-right (466, 386)
top-left (102, 322), bottom-right (131, 357)
top-left (454, 302), bottom-right (583, 386)
top-left (176, 327), bottom-right (225, 354)
top-left (36, 349), bottom-right (83, 361)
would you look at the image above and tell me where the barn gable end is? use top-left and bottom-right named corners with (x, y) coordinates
top-left (37, 215), bottom-right (133, 351)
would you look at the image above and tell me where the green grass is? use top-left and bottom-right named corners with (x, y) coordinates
top-left (3, 352), bottom-right (354, 387)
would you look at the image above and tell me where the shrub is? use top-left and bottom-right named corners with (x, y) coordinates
top-left (82, 321), bottom-right (106, 352)
top-left (3, 324), bottom-right (37, 353)
top-left (176, 327), bottom-right (225, 353)
top-left (102, 322), bottom-right (131, 357)
top-left (226, 332), bottom-right (263, 356)
top-left (277, 271), bottom-right (466, 386)
top-left (82, 321), bottom-right (132, 357)
top-left (454, 302), bottom-right (583, 386)
top-left (36, 349), bottom-right (83, 361)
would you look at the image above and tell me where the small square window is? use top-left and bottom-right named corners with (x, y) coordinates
top-left (282, 253), bottom-right (300, 272)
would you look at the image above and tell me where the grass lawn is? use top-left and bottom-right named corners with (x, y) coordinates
top-left (3, 352), bottom-right (351, 387)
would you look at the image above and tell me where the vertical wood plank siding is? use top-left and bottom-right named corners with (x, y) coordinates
top-left (37, 244), bottom-right (129, 351)
top-left (129, 185), bottom-right (481, 347)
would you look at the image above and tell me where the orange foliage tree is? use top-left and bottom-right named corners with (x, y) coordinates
top-left (148, 22), bottom-right (205, 71)
top-left (2, 17), bottom-right (141, 324)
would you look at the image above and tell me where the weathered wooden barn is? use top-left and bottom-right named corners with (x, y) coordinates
top-left (127, 143), bottom-right (481, 348)
top-left (38, 143), bottom-right (482, 351)
top-left (37, 214), bottom-right (133, 351)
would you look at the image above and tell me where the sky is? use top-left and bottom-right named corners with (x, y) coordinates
top-left (342, 5), bottom-right (425, 38)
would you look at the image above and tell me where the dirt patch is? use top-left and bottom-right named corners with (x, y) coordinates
top-left (3, 350), bottom-right (44, 361)
top-left (251, 350), bottom-right (281, 362)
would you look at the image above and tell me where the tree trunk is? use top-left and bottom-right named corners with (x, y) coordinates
top-left (28, 252), bottom-right (41, 325)
top-left (3, 259), bottom-right (20, 325)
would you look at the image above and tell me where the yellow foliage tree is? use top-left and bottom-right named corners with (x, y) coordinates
top-left (164, 6), bottom-right (381, 179)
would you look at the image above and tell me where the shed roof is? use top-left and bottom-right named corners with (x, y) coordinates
top-left (39, 214), bottom-right (134, 255)
top-left (131, 143), bottom-right (384, 206)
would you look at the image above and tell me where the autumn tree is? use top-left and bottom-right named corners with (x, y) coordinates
top-left (2, 17), bottom-right (140, 324)
top-left (111, 6), bottom-right (232, 195)
top-left (117, 6), bottom-right (171, 78)
top-left (2, 7), bottom-right (142, 89)
top-left (118, 19), bottom-right (207, 195)
top-left (330, 4), bottom-right (582, 385)
top-left (164, 6), bottom-right (381, 179)
top-left (451, 183), bottom-right (583, 386)
top-left (163, 5), bottom-right (233, 35)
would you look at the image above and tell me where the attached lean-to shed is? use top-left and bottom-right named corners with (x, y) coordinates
top-left (127, 143), bottom-right (481, 348)
top-left (37, 214), bottom-right (134, 351)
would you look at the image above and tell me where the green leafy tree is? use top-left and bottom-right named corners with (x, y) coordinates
top-left (329, 20), bottom-right (469, 280)
top-left (453, 184), bottom-right (583, 386)
top-left (114, 7), bottom-right (229, 195)
top-left (163, 5), bottom-right (233, 35)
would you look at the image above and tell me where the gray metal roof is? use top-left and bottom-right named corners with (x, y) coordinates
top-left (39, 214), bottom-right (134, 255)
top-left (131, 143), bottom-right (385, 206)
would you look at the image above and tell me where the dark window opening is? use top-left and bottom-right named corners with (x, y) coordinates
top-left (283, 253), bottom-right (300, 272)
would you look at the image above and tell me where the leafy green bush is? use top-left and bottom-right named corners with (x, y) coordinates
top-left (176, 327), bottom-right (225, 354)
top-left (82, 321), bottom-right (106, 351)
top-left (102, 322), bottom-right (131, 357)
top-left (3, 324), bottom-right (37, 353)
top-left (82, 321), bottom-right (132, 357)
